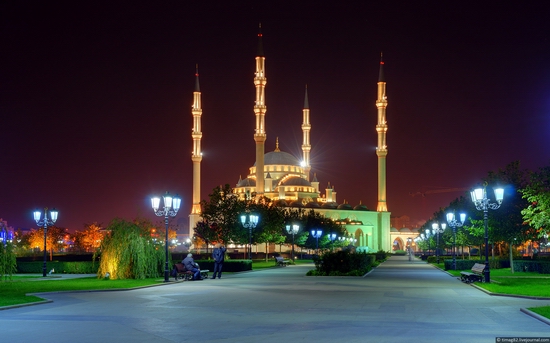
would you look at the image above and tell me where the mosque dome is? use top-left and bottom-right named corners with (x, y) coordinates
top-left (337, 203), bottom-right (353, 210)
top-left (353, 203), bottom-right (369, 211)
top-left (255, 150), bottom-right (300, 166)
top-left (305, 201), bottom-right (321, 208)
top-left (236, 177), bottom-right (256, 187)
top-left (321, 202), bottom-right (338, 209)
top-left (290, 200), bottom-right (304, 208)
top-left (280, 176), bottom-right (312, 187)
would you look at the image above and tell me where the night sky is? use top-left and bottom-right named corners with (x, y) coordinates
top-left (2, 1), bottom-right (550, 232)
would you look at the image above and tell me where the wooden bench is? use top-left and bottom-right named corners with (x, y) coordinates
top-left (275, 256), bottom-right (290, 267)
top-left (460, 263), bottom-right (486, 283)
top-left (173, 263), bottom-right (209, 281)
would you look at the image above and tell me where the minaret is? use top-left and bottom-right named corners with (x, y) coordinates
top-left (376, 54), bottom-right (388, 212)
top-left (254, 23), bottom-right (267, 196)
top-left (189, 65), bottom-right (203, 238)
top-left (301, 85), bottom-right (311, 181)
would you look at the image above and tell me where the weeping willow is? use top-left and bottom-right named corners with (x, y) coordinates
top-left (96, 218), bottom-right (166, 279)
top-left (0, 242), bottom-right (17, 281)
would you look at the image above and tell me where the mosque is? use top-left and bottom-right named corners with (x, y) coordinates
top-left (188, 27), bottom-right (416, 253)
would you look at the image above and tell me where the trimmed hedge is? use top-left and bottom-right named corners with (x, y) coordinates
top-left (310, 251), bottom-right (376, 276)
top-left (512, 260), bottom-right (550, 274)
top-left (17, 261), bottom-right (99, 274)
top-left (443, 259), bottom-right (510, 271)
top-left (192, 260), bottom-right (252, 272)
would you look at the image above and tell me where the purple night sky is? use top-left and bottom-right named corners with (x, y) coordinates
top-left (2, 2), bottom-right (550, 232)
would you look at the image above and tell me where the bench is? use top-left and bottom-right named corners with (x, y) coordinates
top-left (275, 256), bottom-right (290, 267)
top-left (173, 263), bottom-right (209, 281)
top-left (460, 263), bottom-right (486, 283)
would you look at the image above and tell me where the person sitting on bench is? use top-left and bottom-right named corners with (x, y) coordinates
top-left (183, 253), bottom-right (202, 280)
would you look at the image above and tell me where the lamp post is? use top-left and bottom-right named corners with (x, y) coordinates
top-left (285, 224), bottom-right (300, 260)
top-left (407, 237), bottom-right (413, 261)
top-left (151, 192), bottom-right (182, 283)
top-left (431, 223), bottom-right (446, 264)
top-left (311, 229), bottom-right (323, 255)
top-left (241, 214), bottom-right (259, 260)
top-left (328, 233), bottom-right (337, 251)
top-left (446, 212), bottom-right (466, 270)
top-left (33, 207), bottom-right (59, 277)
top-left (471, 183), bottom-right (504, 283)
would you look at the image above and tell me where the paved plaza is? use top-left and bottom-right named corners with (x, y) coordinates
top-left (1, 256), bottom-right (550, 342)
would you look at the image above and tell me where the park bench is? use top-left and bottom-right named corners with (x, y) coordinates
top-left (173, 263), bottom-right (209, 281)
top-left (275, 256), bottom-right (290, 267)
top-left (460, 263), bottom-right (485, 283)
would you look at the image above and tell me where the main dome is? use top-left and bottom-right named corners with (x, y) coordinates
top-left (254, 150), bottom-right (300, 166)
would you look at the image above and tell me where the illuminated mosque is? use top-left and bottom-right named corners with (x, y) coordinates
top-left (188, 27), bottom-right (416, 253)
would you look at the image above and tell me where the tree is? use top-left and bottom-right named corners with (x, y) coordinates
top-left (520, 165), bottom-right (550, 233)
top-left (0, 242), bottom-right (16, 281)
top-left (249, 197), bottom-right (286, 261)
top-left (199, 184), bottom-right (247, 245)
top-left (96, 218), bottom-right (164, 279)
top-left (73, 223), bottom-right (104, 252)
top-left (27, 226), bottom-right (68, 260)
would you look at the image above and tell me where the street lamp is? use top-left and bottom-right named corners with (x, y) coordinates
top-left (471, 183), bottom-right (504, 283)
top-left (285, 224), bottom-right (300, 260)
top-left (431, 223), bottom-right (446, 264)
top-left (151, 192), bottom-right (182, 282)
top-left (311, 229), bottom-right (323, 255)
top-left (33, 207), bottom-right (59, 277)
top-left (407, 237), bottom-right (413, 261)
top-left (328, 233), bottom-right (337, 251)
top-left (446, 212), bottom-right (466, 270)
top-left (240, 214), bottom-right (259, 260)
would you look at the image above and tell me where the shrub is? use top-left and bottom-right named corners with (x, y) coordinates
top-left (17, 261), bottom-right (98, 274)
top-left (394, 250), bottom-right (407, 256)
top-left (0, 242), bottom-right (17, 280)
top-left (313, 250), bottom-right (374, 276)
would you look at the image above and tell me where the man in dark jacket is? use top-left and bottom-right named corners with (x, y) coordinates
top-left (211, 243), bottom-right (226, 279)
top-left (183, 253), bottom-right (201, 280)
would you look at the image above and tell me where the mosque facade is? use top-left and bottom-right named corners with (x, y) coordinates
top-left (189, 27), bottom-right (400, 253)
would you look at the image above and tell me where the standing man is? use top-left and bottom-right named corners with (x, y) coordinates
top-left (211, 243), bottom-right (226, 279)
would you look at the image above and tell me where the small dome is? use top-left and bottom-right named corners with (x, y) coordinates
top-left (390, 227), bottom-right (399, 232)
top-left (280, 177), bottom-right (312, 187)
top-left (321, 202), bottom-right (338, 209)
top-left (274, 199), bottom-right (288, 207)
top-left (305, 202), bottom-right (321, 208)
top-left (337, 203), bottom-right (353, 210)
top-left (289, 201), bottom-right (303, 208)
top-left (236, 177), bottom-right (256, 187)
top-left (353, 203), bottom-right (369, 211)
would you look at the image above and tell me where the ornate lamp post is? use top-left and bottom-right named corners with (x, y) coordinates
top-left (240, 214), bottom-right (259, 260)
top-left (328, 233), bottom-right (337, 251)
top-left (33, 207), bottom-right (59, 277)
top-left (446, 212), bottom-right (466, 270)
top-left (471, 183), bottom-right (504, 283)
top-left (311, 229), bottom-right (323, 255)
top-left (151, 192), bottom-right (182, 282)
top-left (285, 224), bottom-right (300, 261)
top-left (431, 223), bottom-right (446, 264)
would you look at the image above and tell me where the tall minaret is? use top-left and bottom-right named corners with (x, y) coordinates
top-left (301, 85), bottom-right (311, 181)
top-left (189, 65), bottom-right (202, 237)
top-left (376, 54), bottom-right (388, 212)
top-left (254, 23), bottom-right (267, 195)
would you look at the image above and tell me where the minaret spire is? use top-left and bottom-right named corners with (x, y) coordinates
top-left (254, 23), bottom-right (267, 196)
top-left (190, 64), bottom-right (203, 237)
top-left (301, 84), bottom-right (311, 181)
top-left (375, 53), bottom-right (388, 212)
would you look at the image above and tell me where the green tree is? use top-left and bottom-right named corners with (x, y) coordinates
top-left (96, 218), bottom-right (164, 279)
top-left (199, 184), bottom-right (247, 245)
top-left (249, 197), bottom-right (286, 261)
top-left (0, 242), bottom-right (17, 281)
top-left (520, 165), bottom-right (550, 233)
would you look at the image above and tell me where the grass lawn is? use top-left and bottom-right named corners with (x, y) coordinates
top-left (0, 277), bottom-right (160, 307)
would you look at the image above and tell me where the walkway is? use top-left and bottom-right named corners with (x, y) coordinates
top-left (1, 256), bottom-right (549, 342)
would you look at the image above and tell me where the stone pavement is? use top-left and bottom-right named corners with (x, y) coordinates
top-left (1, 256), bottom-right (549, 343)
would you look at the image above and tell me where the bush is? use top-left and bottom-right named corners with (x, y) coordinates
top-left (17, 261), bottom-right (99, 274)
top-left (393, 250), bottom-right (407, 256)
top-left (0, 242), bottom-right (17, 280)
top-left (312, 250), bottom-right (374, 276)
